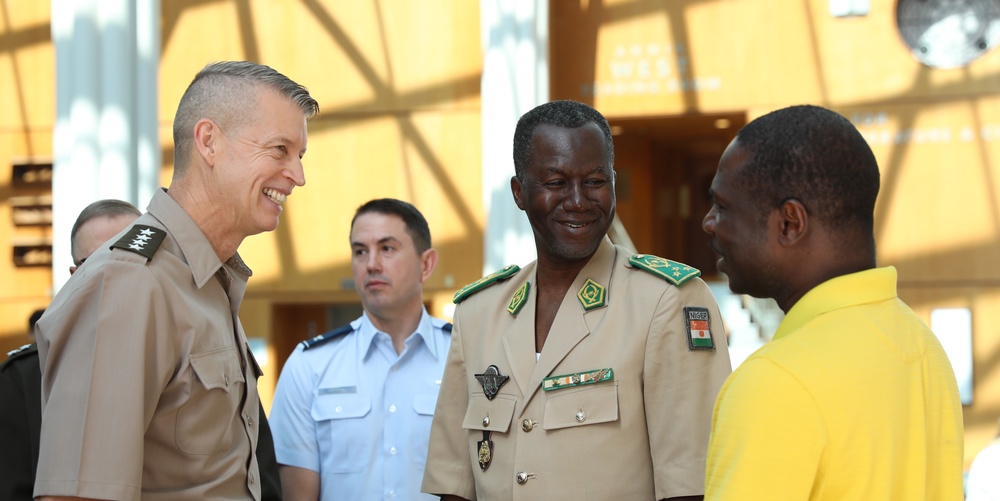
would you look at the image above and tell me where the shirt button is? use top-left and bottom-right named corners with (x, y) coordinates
top-left (389, 446), bottom-right (398, 455)
top-left (249, 473), bottom-right (255, 485)
top-left (516, 472), bottom-right (529, 484)
top-left (388, 489), bottom-right (396, 497)
top-left (576, 410), bottom-right (587, 423)
top-left (335, 406), bottom-right (343, 413)
top-left (224, 373), bottom-right (230, 386)
top-left (521, 419), bottom-right (534, 432)
top-left (389, 404), bottom-right (397, 413)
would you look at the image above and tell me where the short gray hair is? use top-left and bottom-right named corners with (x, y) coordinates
top-left (172, 61), bottom-right (319, 174)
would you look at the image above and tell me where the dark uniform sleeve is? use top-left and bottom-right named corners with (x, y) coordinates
top-left (257, 401), bottom-right (283, 501)
top-left (0, 347), bottom-right (42, 501)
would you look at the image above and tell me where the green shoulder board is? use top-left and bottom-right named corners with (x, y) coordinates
top-left (628, 254), bottom-right (701, 286)
top-left (453, 264), bottom-right (521, 304)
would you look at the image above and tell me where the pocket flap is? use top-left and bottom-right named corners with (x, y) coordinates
top-left (543, 382), bottom-right (619, 431)
top-left (462, 395), bottom-right (516, 432)
top-left (413, 393), bottom-right (438, 415)
top-left (189, 348), bottom-right (245, 392)
top-left (312, 394), bottom-right (372, 421)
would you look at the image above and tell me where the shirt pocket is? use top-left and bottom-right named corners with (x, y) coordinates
top-left (412, 393), bottom-right (439, 466)
top-left (542, 382), bottom-right (619, 431)
top-left (177, 347), bottom-right (245, 455)
top-left (462, 395), bottom-right (516, 433)
top-left (312, 394), bottom-right (372, 473)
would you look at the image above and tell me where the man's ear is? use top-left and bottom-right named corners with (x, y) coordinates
top-left (419, 248), bottom-right (439, 283)
top-left (776, 198), bottom-right (808, 246)
top-left (511, 176), bottom-right (526, 211)
top-left (193, 118), bottom-right (220, 167)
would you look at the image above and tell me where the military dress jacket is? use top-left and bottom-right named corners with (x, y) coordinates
top-left (35, 189), bottom-right (264, 501)
top-left (0, 343), bottom-right (41, 501)
top-left (422, 237), bottom-right (732, 500)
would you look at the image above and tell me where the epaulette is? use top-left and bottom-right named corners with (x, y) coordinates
top-left (110, 224), bottom-right (166, 261)
top-left (453, 264), bottom-right (520, 304)
top-left (301, 324), bottom-right (354, 350)
top-left (1, 343), bottom-right (37, 371)
top-left (627, 254), bottom-right (701, 286)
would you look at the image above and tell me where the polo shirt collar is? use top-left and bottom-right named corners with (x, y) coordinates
top-left (773, 266), bottom-right (897, 342)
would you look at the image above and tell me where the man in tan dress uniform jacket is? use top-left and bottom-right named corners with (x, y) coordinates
top-left (422, 100), bottom-right (732, 501)
top-left (33, 61), bottom-right (318, 501)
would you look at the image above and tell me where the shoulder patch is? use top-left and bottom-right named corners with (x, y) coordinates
top-left (453, 264), bottom-right (521, 304)
top-left (301, 323), bottom-right (355, 350)
top-left (628, 254), bottom-right (701, 286)
top-left (1, 343), bottom-right (37, 371)
top-left (110, 224), bottom-right (166, 261)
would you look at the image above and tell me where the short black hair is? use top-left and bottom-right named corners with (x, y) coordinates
top-left (351, 198), bottom-right (432, 254)
top-left (734, 105), bottom-right (879, 236)
top-left (512, 100), bottom-right (614, 179)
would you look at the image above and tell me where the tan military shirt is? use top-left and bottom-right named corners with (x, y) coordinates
top-left (35, 189), bottom-right (263, 501)
top-left (422, 238), bottom-right (732, 500)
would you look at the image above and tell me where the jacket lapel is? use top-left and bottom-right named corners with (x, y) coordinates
top-left (515, 238), bottom-right (617, 417)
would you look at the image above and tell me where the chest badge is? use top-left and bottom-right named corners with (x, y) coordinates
top-left (475, 365), bottom-right (510, 400)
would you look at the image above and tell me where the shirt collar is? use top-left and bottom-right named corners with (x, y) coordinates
top-left (357, 308), bottom-right (437, 360)
top-left (146, 188), bottom-right (251, 289)
top-left (773, 266), bottom-right (897, 342)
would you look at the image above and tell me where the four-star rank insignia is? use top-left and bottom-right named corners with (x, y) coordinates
top-left (684, 306), bottom-right (715, 350)
top-left (474, 365), bottom-right (509, 400)
top-left (110, 224), bottom-right (165, 261)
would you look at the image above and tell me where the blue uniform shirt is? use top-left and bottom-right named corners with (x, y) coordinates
top-left (270, 309), bottom-right (451, 501)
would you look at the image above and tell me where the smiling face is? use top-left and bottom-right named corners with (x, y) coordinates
top-left (214, 87), bottom-right (309, 238)
top-left (350, 212), bottom-right (436, 320)
top-left (702, 139), bottom-right (782, 297)
top-left (512, 123), bottom-right (615, 267)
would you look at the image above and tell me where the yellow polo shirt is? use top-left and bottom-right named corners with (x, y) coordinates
top-left (705, 267), bottom-right (964, 500)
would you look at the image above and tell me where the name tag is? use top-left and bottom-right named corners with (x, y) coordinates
top-left (318, 386), bottom-right (357, 395)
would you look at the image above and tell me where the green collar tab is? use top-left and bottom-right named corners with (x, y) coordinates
top-left (576, 278), bottom-right (607, 311)
top-left (454, 264), bottom-right (521, 304)
top-left (628, 254), bottom-right (700, 286)
top-left (507, 281), bottom-right (531, 316)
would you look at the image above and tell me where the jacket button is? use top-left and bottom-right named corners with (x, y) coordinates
top-left (516, 472), bottom-right (529, 484)
top-left (521, 419), bottom-right (534, 432)
top-left (482, 416), bottom-right (490, 427)
top-left (576, 410), bottom-right (586, 423)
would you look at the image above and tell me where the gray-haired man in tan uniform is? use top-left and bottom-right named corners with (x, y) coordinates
top-left (34, 61), bottom-right (318, 501)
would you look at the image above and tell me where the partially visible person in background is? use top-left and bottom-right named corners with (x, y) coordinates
top-left (270, 198), bottom-right (451, 501)
top-left (68, 199), bottom-right (145, 274)
top-left (0, 199), bottom-right (139, 501)
top-left (966, 419), bottom-right (1000, 501)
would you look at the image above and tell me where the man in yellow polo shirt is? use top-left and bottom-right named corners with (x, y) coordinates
top-left (701, 104), bottom-right (964, 500)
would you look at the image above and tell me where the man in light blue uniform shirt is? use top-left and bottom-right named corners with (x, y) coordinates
top-left (270, 198), bottom-right (451, 501)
